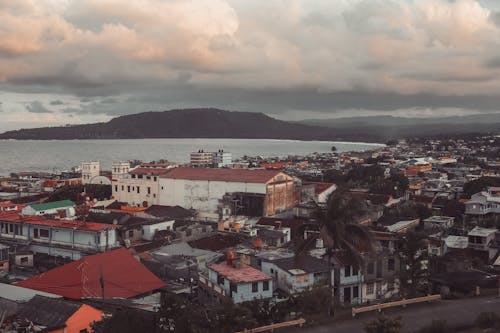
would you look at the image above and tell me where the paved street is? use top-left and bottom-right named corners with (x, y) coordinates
top-left (288, 296), bottom-right (500, 333)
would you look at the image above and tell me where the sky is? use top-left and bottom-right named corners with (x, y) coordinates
top-left (1, 0), bottom-right (500, 131)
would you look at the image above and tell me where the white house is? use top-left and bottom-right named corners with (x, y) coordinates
top-left (81, 161), bottom-right (100, 185)
top-left (199, 261), bottom-right (273, 304)
top-left (22, 200), bottom-right (75, 217)
top-left (467, 226), bottom-right (498, 261)
top-left (261, 255), bottom-right (332, 295)
top-left (465, 187), bottom-right (500, 217)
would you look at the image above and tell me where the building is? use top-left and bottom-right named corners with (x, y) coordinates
top-left (260, 255), bottom-right (332, 295)
top-left (15, 295), bottom-right (103, 333)
top-left (467, 226), bottom-right (498, 261)
top-left (190, 150), bottom-right (232, 167)
top-left (199, 260), bottom-right (273, 304)
top-left (81, 161), bottom-right (100, 185)
top-left (0, 244), bottom-right (8, 276)
top-left (0, 283), bottom-right (62, 318)
top-left (0, 212), bottom-right (119, 259)
top-left (158, 168), bottom-right (296, 219)
top-left (465, 187), bottom-right (500, 217)
top-left (17, 248), bottom-right (166, 299)
top-left (21, 200), bottom-right (75, 216)
top-left (423, 216), bottom-right (455, 230)
top-left (112, 164), bottom-right (173, 207)
top-left (331, 251), bottom-right (363, 306)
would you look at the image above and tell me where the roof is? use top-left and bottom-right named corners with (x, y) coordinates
top-left (16, 248), bottom-right (166, 299)
top-left (386, 219), bottom-right (419, 232)
top-left (161, 167), bottom-right (285, 183)
top-left (210, 263), bottom-right (271, 283)
top-left (445, 235), bottom-right (468, 249)
top-left (144, 205), bottom-right (194, 219)
top-left (468, 226), bottom-right (497, 237)
top-left (16, 295), bottom-right (81, 330)
top-left (267, 256), bottom-right (330, 274)
top-left (189, 233), bottom-right (241, 251)
top-left (303, 182), bottom-right (336, 195)
top-left (0, 283), bottom-right (61, 302)
top-left (0, 211), bottom-right (118, 232)
top-left (28, 200), bottom-right (74, 212)
top-left (153, 242), bottom-right (219, 259)
top-left (130, 168), bottom-right (172, 176)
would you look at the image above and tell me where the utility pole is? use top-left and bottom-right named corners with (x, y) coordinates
top-left (100, 265), bottom-right (105, 300)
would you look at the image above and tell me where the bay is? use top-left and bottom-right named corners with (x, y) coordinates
top-left (0, 138), bottom-right (383, 175)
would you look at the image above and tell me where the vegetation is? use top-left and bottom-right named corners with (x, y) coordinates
top-left (398, 232), bottom-right (430, 297)
top-left (462, 177), bottom-right (500, 198)
top-left (417, 320), bottom-right (450, 333)
top-left (364, 315), bottom-right (402, 333)
top-left (91, 310), bottom-right (156, 333)
top-left (46, 184), bottom-right (111, 203)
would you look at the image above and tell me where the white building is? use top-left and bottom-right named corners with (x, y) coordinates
top-left (112, 164), bottom-right (173, 207)
top-left (81, 161), bottom-right (100, 185)
top-left (0, 213), bottom-right (119, 260)
top-left (22, 200), bottom-right (75, 217)
top-left (465, 187), bottom-right (500, 216)
top-left (190, 150), bottom-right (232, 167)
top-left (158, 168), bottom-right (296, 219)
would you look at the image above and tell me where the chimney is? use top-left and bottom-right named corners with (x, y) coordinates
top-left (226, 251), bottom-right (236, 266)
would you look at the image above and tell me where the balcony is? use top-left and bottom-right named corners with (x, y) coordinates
top-left (198, 274), bottom-right (227, 297)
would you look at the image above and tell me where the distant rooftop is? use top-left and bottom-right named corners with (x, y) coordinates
top-left (28, 200), bottom-right (74, 212)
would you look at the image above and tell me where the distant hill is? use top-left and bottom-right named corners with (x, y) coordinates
top-left (0, 108), bottom-right (377, 141)
top-left (1, 108), bottom-right (498, 142)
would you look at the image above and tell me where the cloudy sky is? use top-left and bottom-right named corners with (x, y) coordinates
top-left (1, 0), bottom-right (500, 131)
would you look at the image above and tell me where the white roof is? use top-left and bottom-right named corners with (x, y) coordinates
top-left (288, 269), bottom-right (307, 275)
top-left (386, 219), bottom-right (419, 232)
top-left (0, 283), bottom-right (61, 302)
top-left (468, 226), bottom-right (497, 237)
top-left (445, 236), bottom-right (468, 249)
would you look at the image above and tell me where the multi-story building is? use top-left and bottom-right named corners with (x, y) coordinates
top-left (467, 226), bottom-right (498, 261)
top-left (331, 251), bottom-right (363, 306)
top-left (21, 200), bottom-right (75, 217)
top-left (112, 163), bottom-right (174, 207)
top-left (190, 150), bottom-right (232, 167)
top-left (158, 168), bottom-right (296, 219)
top-left (81, 161), bottom-right (100, 185)
top-left (0, 212), bottom-right (119, 260)
top-left (465, 187), bottom-right (500, 217)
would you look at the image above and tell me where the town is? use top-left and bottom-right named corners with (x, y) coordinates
top-left (0, 134), bottom-right (499, 333)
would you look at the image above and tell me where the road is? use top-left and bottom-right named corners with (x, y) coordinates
top-left (288, 296), bottom-right (500, 332)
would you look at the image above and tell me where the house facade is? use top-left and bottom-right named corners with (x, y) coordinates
top-left (465, 187), bottom-right (500, 217)
top-left (0, 212), bottom-right (119, 260)
top-left (199, 261), bottom-right (273, 304)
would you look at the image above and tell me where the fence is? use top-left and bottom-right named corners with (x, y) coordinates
top-left (352, 294), bottom-right (441, 317)
top-left (235, 318), bottom-right (306, 333)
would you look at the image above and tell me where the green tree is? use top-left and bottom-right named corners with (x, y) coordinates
top-left (399, 232), bottom-right (429, 297)
top-left (331, 146), bottom-right (337, 152)
top-left (91, 310), bottom-right (155, 333)
top-left (364, 315), bottom-right (402, 333)
top-left (462, 177), bottom-right (500, 198)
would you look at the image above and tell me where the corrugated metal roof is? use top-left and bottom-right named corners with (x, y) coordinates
top-left (29, 200), bottom-right (74, 212)
top-left (0, 283), bottom-right (62, 302)
top-left (210, 263), bottom-right (271, 283)
top-left (161, 167), bottom-right (285, 183)
top-left (16, 248), bottom-right (166, 299)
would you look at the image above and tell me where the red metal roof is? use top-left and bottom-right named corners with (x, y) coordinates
top-left (0, 212), bottom-right (117, 232)
top-left (129, 168), bottom-right (172, 176)
top-left (161, 167), bottom-right (284, 183)
top-left (17, 248), bottom-right (165, 299)
top-left (210, 263), bottom-right (271, 284)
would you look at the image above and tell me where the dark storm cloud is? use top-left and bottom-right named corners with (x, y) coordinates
top-left (25, 101), bottom-right (53, 113)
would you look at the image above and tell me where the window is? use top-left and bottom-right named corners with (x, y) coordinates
top-left (353, 266), bottom-right (358, 276)
top-left (121, 185), bottom-right (124, 191)
top-left (388, 258), bottom-right (395, 271)
top-left (154, 177), bottom-right (157, 181)
top-left (20, 256), bottom-right (29, 264)
top-left (147, 187), bottom-right (151, 195)
top-left (367, 262), bottom-right (374, 274)
top-left (161, 186), bottom-right (164, 190)
top-left (353, 286), bottom-right (359, 298)
top-left (114, 185), bottom-right (118, 192)
top-left (9, 224), bottom-right (13, 233)
top-left (137, 186), bottom-right (140, 194)
top-left (252, 282), bottom-right (258, 292)
top-left (138, 175), bottom-right (143, 179)
top-left (127, 186), bottom-right (131, 193)
top-left (39, 229), bottom-right (49, 238)
top-left (146, 176), bottom-right (151, 180)
top-left (129, 230), bottom-right (134, 238)
top-left (367, 282), bottom-right (374, 295)
top-left (131, 174), bottom-right (136, 179)
top-left (263, 280), bottom-right (269, 291)
top-left (344, 265), bottom-right (351, 277)
top-left (217, 275), bottom-right (224, 285)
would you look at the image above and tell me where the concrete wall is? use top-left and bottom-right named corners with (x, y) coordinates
top-left (112, 175), bottom-right (160, 207)
top-left (142, 220), bottom-right (174, 241)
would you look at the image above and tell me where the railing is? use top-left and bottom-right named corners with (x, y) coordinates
top-left (234, 318), bottom-right (306, 333)
top-left (352, 294), bottom-right (441, 317)
top-left (198, 275), bottom-right (227, 296)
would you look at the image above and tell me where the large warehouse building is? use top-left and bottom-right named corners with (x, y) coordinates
top-left (158, 168), bottom-right (297, 219)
